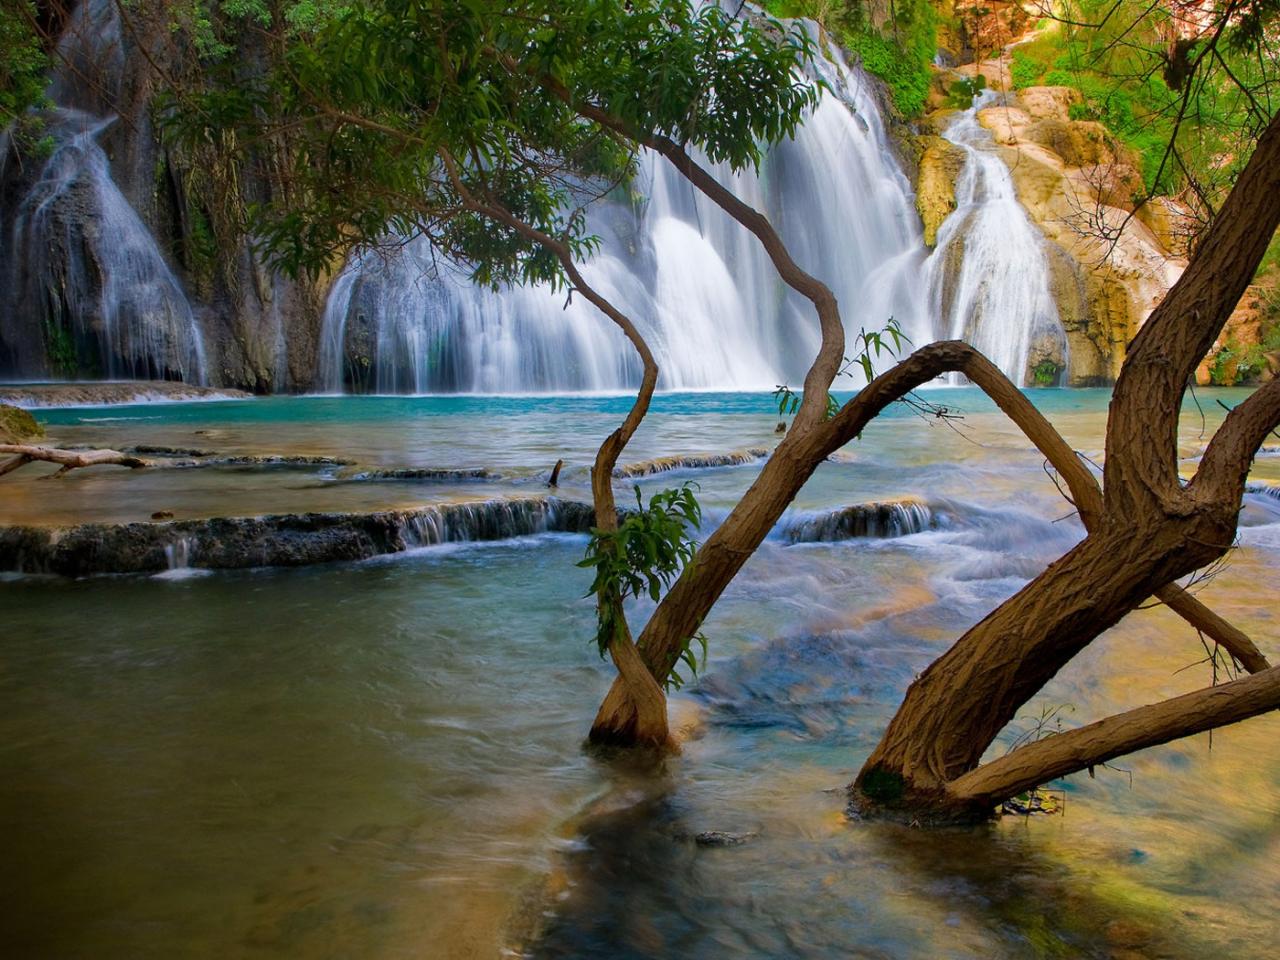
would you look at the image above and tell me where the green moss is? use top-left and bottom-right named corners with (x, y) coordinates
top-left (43, 318), bottom-right (80, 378)
top-left (1032, 359), bottom-right (1060, 386)
top-left (859, 767), bottom-right (906, 804)
top-left (0, 403), bottom-right (44, 443)
top-left (764, 1), bottom-right (936, 118)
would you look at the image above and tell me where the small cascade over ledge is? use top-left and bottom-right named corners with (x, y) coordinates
top-left (0, 0), bottom-right (206, 384)
top-left (923, 90), bottom-right (1068, 384)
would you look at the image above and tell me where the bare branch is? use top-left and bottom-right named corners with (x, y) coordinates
top-left (0, 444), bottom-right (150, 477)
top-left (948, 665), bottom-right (1280, 807)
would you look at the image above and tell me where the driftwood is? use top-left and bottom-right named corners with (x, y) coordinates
top-left (0, 444), bottom-right (152, 478)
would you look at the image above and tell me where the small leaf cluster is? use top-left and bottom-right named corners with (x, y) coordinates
top-left (774, 316), bottom-right (910, 421)
top-left (578, 483), bottom-right (703, 684)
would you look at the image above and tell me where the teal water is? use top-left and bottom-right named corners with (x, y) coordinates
top-left (3, 388), bottom-right (1279, 957)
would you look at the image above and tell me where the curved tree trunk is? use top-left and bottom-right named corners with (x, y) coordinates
top-left (437, 149), bottom-right (672, 745)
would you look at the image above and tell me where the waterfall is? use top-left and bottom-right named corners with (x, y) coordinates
top-left (780, 498), bottom-right (940, 542)
top-left (1, 6), bottom-right (1073, 391)
top-left (0, 0), bottom-right (206, 384)
top-left (924, 90), bottom-right (1066, 384)
top-left (5, 110), bottom-right (208, 383)
top-left (317, 41), bottom-right (935, 394)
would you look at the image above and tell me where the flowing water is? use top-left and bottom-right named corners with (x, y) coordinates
top-left (926, 90), bottom-right (1066, 384)
top-left (0, 0), bottom-right (207, 384)
top-left (3, 388), bottom-right (1279, 958)
top-left (1, 11), bottom-right (1073, 393)
top-left (2, 108), bottom-right (209, 384)
top-left (316, 42), bottom-right (934, 394)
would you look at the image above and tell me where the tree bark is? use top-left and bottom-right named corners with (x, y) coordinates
top-left (947, 666), bottom-right (1280, 809)
top-left (0, 444), bottom-right (151, 477)
top-left (437, 148), bottom-right (671, 745)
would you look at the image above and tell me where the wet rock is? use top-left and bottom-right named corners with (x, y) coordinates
top-left (150, 511), bottom-right (175, 520)
top-left (0, 403), bottom-right (43, 443)
top-left (613, 448), bottom-right (770, 479)
top-left (0, 497), bottom-right (599, 576)
top-left (0, 382), bottom-right (250, 407)
top-left (692, 830), bottom-right (758, 848)
top-left (342, 467), bottom-right (495, 483)
top-left (130, 445), bottom-right (217, 458)
top-left (915, 135), bottom-right (968, 247)
top-left (781, 499), bottom-right (940, 542)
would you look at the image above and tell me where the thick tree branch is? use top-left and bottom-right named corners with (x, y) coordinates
top-left (1193, 379), bottom-right (1280, 503)
top-left (0, 444), bottom-right (150, 477)
top-left (1106, 110), bottom-right (1280, 516)
top-left (948, 666), bottom-right (1280, 807)
top-left (822, 347), bottom-right (1269, 673)
top-left (438, 147), bottom-right (670, 744)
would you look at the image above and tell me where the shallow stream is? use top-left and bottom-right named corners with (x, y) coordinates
top-left (3, 387), bottom-right (1279, 958)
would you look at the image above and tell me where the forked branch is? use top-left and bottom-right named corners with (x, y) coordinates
top-left (820, 344), bottom-right (1269, 674)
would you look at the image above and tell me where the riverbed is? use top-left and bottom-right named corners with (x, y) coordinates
top-left (2, 387), bottom-right (1278, 958)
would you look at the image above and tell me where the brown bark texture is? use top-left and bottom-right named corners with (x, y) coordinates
top-left (0, 444), bottom-right (151, 477)
top-left (852, 110), bottom-right (1280, 818)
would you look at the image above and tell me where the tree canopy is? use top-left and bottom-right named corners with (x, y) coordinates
top-left (163, 0), bottom-right (821, 285)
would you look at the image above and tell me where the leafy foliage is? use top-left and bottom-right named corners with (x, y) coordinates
top-left (774, 316), bottom-right (910, 421)
top-left (766, 0), bottom-right (936, 117)
top-left (161, 0), bottom-right (821, 286)
top-left (0, 1), bottom-right (50, 149)
top-left (578, 484), bottom-right (705, 689)
top-left (1007, 5), bottom-right (1280, 198)
top-left (1032, 359), bottom-right (1060, 387)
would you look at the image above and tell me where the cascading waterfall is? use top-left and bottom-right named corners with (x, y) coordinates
top-left (924, 90), bottom-right (1067, 384)
top-left (6, 110), bottom-right (208, 383)
top-left (0, 0), bottom-right (206, 384)
top-left (0, 6), bottom-right (1073, 392)
top-left (317, 41), bottom-right (936, 394)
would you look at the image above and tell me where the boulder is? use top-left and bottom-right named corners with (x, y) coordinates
top-left (0, 404), bottom-right (44, 444)
top-left (915, 136), bottom-right (969, 247)
top-left (1016, 86), bottom-right (1080, 122)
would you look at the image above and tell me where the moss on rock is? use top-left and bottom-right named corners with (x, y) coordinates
top-left (915, 135), bottom-right (968, 247)
top-left (0, 403), bottom-right (44, 444)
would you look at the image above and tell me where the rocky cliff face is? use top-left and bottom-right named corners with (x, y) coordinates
top-left (914, 52), bottom-right (1192, 385)
top-left (0, 0), bottom-right (331, 392)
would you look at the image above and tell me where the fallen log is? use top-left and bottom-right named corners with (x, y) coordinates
top-left (0, 444), bottom-right (151, 478)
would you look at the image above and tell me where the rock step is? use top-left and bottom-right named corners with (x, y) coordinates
top-left (779, 499), bottom-right (940, 542)
top-left (613, 448), bottom-right (771, 479)
top-left (0, 497), bottom-right (597, 576)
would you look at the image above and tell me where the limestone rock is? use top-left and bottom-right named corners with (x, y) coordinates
top-left (1015, 86), bottom-right (1080, 122)
top-left (973, 94), bottom-right (1186, 384)
top-left (1195, 286), bottom-right (1271, 385)
top-left (915, 136), bottom-right (968, 247)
